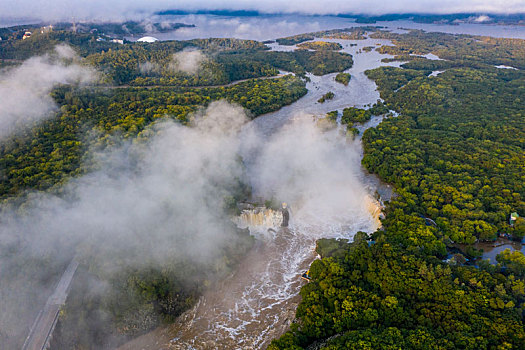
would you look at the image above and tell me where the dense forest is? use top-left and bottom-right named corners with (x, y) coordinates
top-left (217, 50), bottom-right (354, 77)
top-left (0, 21), bottom-right (194, 40)
top-left (271, 29), bottom-right (525, 350)
top-left (271, 234), bottom-right (525, 349)
top-left (364, 30), bottom-right (525, 245)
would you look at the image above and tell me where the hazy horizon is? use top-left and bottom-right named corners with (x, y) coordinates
top-left (1, 0), bottom-right (524, 23)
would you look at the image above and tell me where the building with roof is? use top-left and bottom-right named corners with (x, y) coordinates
top-left (137, 36), bottom-right (159, 43)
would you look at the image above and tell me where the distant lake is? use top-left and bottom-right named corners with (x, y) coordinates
top-left (2, 14), bottom-right (524, 41)
top-left (125, 14), bottom-right (525, 41)
top-left (0, 18), bottom-right (38, 28)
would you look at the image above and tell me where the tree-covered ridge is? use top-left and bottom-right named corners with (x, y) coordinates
top-left (0, 75), bottom-right (306, 201)
top-left (271, 30), bottom-right (525, 350)
top-left (0, 30), bottom-right (268, 60)
top-left (0, 21), bottom-right (193, 40)
top-left (1, 30), bottom-right (354, 87)
top-left (0, 31), bottom-right (278, 86)
top-left (0, 31), bottom-right (121, 60)
top-left (85, 46), bottom-right (279, 86)
top-left (92, 48), bottom-right (353, 85)
top-left (217, 50), bottom-right (354, 77)
top-left (59, 21), bottom-right (194, 36)
top-left (85, 38), bottom-right (277, 85)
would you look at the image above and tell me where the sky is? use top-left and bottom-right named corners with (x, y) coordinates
top-left (1, 0), bottom-right (524, 22)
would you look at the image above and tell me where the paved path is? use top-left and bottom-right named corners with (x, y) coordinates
top-left (22, 259), bottom-right (79, 350)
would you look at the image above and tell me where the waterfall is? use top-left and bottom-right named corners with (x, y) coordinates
top-left (364, 195), bottom-right (383, 229)
top-left (234, 207), bottom-right (283, 233)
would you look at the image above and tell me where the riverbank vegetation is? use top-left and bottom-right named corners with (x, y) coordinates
top-left (338, 102), bottom-right (389, 134)
top-left (335, 72), bottom-right (351, 85)
top-left (318, 91), bottom-right (335, 103)
top-left (296, 41), bottom-right (343, 51)
top-left (372, 29), bottom-right (525, 70)
top-left (218, 50), bottom-right (354, 77)
top-left (341, 107), bottom-right (371, 123)
top-left (271, 29), bottom-right (525, 350)
top-left (276, 27), bottom-right (374, 46)
top-left (276, 34), bottom-right (315, 45)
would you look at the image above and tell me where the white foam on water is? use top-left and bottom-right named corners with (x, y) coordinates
top-left (495, 65), bottom-right (518, 70)
top-left (429, 70), bottom-right (445, 77)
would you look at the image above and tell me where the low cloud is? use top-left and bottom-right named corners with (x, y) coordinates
top-left (0, 101), bottom-right (249, 346)
top-left (1, 100), bottom-right (248, 264)
top-left (0, 93), bottom-right (381, 345)
top-left (0, 103), bottom-right (377, 307)
top-left (140, 50), bottom-right (206, 75)
top-left (241, 113), bottom-right (378, 235)
top-left (0, 45), bottom-right (96, 140)
top-left (170, 50), bottom-right (207, 74)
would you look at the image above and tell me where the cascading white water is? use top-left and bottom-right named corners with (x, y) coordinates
top-left (234, 207), bottom-right (283, 236)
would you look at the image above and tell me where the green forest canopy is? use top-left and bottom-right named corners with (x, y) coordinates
top-left (271, 29), bottom-right (525, 350)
